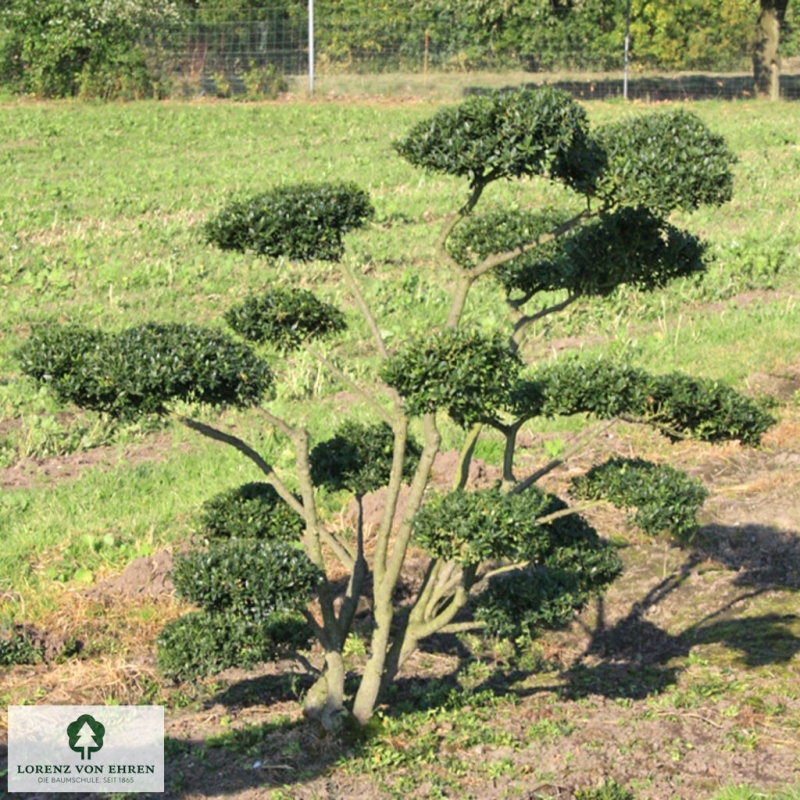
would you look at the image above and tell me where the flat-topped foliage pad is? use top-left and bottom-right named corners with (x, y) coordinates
top-left (203, 182), bottom-right (374, 262)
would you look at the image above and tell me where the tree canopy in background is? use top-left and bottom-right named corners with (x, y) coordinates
top-left (1, 0), bottom-right (798, 97)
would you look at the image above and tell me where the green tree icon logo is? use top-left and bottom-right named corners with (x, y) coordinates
top-left (67, 714), bottom-right (105, 760)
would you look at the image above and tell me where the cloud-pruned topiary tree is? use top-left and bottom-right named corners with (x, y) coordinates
top-left (17, 89), bottom-right (774, 730)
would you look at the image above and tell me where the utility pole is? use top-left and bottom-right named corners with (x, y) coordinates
top-left (308, 0), bottom-right (315, 96)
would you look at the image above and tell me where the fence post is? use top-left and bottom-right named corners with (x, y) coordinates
top-left (308, 0), bottom-right (315, 96)
top-left (623, 0), bottom-right (631, 100)
top-left (424, 28), bottom-right (429, 87)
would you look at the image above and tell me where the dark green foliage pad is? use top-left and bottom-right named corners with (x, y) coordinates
top-left (172, 539), bottom-right (322, 623)
top-left (380, 328), bottom-right (521, 427)
top-left (416, 487), bottom-right (618, 560)
top-left (571, 457), bottom-right (709, 540)
top-left (511, 357), bottom-right (774, 445)
top-left (197, 482), bottom-right (303, 542)
top-left (394, 87), bottom-right (600, 192)
top-left (594, 108), bottom-right (736, 213)
top-left (203, 182), bottom-right (374, 262)
top-left (450, 206), bottom-right (707, 299)
top-left (309, 420), bottom-right (422, 495)
top-left (156, 610), bottom-right (313, 682)
top-left (412, 488), bottom-right (622, 637)
top-left (16, 323), bottom-right (273, 419)
top-left (225, 288), bottom-right (346, 352)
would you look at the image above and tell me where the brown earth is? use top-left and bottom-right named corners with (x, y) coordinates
top-left (0, 433), bottom-right (182, 491)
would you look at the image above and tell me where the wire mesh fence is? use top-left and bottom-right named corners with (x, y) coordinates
top-left (141, 8), bottom-right (800, 101)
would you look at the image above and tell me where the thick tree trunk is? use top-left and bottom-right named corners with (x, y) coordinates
top-left (303, 650), bottom-right (347, 731)
top-left (753, 0), bottom-right (788, 100)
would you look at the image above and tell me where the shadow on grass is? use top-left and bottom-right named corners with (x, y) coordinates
top-left (465, 73), bottom-right (800, 102)
top-left (560, 523), bottom-right (800, 700)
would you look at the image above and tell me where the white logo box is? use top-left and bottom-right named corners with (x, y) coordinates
top-left (8, 705), bottom-right (164, 793)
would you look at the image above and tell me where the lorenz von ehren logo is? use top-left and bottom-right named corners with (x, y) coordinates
top-left (9, 705), bottom-right (165, 793)
top-left (67, 714), bottom-right (106, 760)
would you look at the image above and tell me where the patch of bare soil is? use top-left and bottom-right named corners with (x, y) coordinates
top-left (0, 433), bottom-right (183, 491)
top-left (86, 549), bottom-right (176, 600)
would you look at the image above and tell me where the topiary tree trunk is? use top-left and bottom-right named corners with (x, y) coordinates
top-left (754, 0), bottom-right (788, 100)
top-left (16, 88), bottom-right (776, 731)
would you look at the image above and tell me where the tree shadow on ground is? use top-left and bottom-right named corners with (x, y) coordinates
top-left (466, 73), bottom-right (800, 102)
top-left (560, 523), bottom-right (800, 700)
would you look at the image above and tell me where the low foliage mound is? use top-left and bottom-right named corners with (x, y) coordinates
top-left (571, 457), bottom-right (709, 540)
top-left (156, 610), bottom-right (312, 683)
top-left (203, 182), bottom-right (374, 262)
top-left (159, 486), bottom-right (321, 682)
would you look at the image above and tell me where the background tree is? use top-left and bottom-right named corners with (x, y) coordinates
top-left (17, 88), bottom-right (774, 730)
top-left (0, 0), bottom-right (182, 98)
top-left (754, 0), bottom-right (790, 99)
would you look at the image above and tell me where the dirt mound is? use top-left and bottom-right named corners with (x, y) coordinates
top-left (86, 549), bottom-right (175, 600)
top-left (2, 623), bottom-right (74, 663)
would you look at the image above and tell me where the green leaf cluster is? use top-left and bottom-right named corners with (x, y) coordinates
top-left (380, 328), bottom-right (521, 427)
top-left (225, 288), bottom-right (346, 352)
top-left (450, 206), bottom-right (707, 299)
top-left (574, 779), bottom-right (635, 800)
top-left (16, 323), bottom-right (273, 419)
top-left (196, 482), bottom-right (303, 541)
top-left (309, 420), bottom-right (421, 496)
top-left (172, 539), bottom-right (322, 623)
top-left (158, 536), bottom-right (320, 681)
top-left (571, 457), bottom-right (709, 540)
top-left (394, 88), bottom-right (599, 191)
top-left (203, 182), bottom-right (374, 262)
top-left (414, 487), bottom-right (556, 565)
top-left (412, 488), bottom-right (621, 637)
top-left (594, 109), bottom-right (736, 214)
top-left (156, 610), bottom-right (312, 683)
top-left (0, 627), bottom-right (42, 666)
top-left (414, 487), bottom-right (619, 568)
top-left (512, 358), bottom-right (774, 445)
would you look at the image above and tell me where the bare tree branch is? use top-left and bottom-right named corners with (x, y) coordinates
top-left (470, 209), bottom-right (593, 280)
top-left (341, 260), bottom-right (389, 360)
top-left (179, 417), bottom-right (305, 518)
top-left (301, 341), bottom-right (392, 425)
top-left (512, 418), bottom-right (619, 493)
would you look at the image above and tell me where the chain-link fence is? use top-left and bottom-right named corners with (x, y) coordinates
top-left (143, 7), bottom-right (800, 101)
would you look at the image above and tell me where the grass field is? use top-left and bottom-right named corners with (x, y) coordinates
top-left (0, 94), bottom-right (799, 799)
